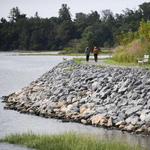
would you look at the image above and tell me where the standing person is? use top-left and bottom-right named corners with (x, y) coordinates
top-left (93, 46), bottom-right (99, 62)
top-left (85, 47), bottom-right (90, 62)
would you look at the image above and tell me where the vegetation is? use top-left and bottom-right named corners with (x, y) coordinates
top-left (0, 133), bottom-right (143, 150)
top-left (0, 2), bottom-right (150, 52)
top-left (113, 20), bottom-right (150, 63)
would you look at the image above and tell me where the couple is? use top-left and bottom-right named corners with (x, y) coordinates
top-left (85, 46), bottom-right (100, 62)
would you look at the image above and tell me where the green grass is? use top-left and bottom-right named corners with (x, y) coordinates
top-left (0, 133), bottom-right (143, 150)
top-left (104, 58), bottom-right (150, 68)
top-left (104, 59), bottom-right (138, 66)
top-left (73, 58), bottom-right (84, 64)
top-left (100, 49), bottom-right (113, 54)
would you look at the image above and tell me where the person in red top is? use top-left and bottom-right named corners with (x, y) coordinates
top-left (93, 46), bottom-right (100, 62)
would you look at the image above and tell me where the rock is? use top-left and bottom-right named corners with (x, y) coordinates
top-left (125, 116), bottom-right (139, 125)
top-left (116, 121), bottom-right (126, 126)
top-left (145, 114), bottom-right (150, 122)
top-left (125, 124), bottom-right (135, 132)
top-left (82, 111), bottom-right (95, 119)
top-left (119, 124), bottom-right (125, 129)
top-left (136, 128), bottom-right (144, 134)
top-left (145, 79), bottom-right (150, 85)
top-left (131, 93), bottom-right (138, 100)
top-left (148, 127), bottom-right (150, 133)
top-left (66, 95), bottom-right (75, 104)
top-left (118, 87), bottom-right (127, 94)
top-left (107, 117), bottom-right (113, 127)
top-left (125, 105), bottom-right (142, 116)
top-left (81, 119), bottom-right (87, 124)
top-left (140, 112), bottom-right (150, 122)
top-left (90, 114), bottom-right (107, 125)
top-left (136, 125), bottom-right (147, 134)
top-left (80, 97), bottom-right (88, 104)
top-left (100, 90), bottom-right (111, 99)
top-left (60, 105), bottom-right (67, 112)
top-left (66, 104), bottom-right (79, 114)
top-left (57, 101), bottom-right (66, 108)
top-left (92, 82), bottom-right (98, 91)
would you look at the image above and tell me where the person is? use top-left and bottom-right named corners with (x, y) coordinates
top-left (93, 46), bottom-right (100, 62)
top-left (85, 47), bottom-right (90, 62)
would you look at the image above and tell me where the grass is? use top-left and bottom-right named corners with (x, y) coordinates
top-left (0, 133), bottom-right (143, 150)
top-left (73, 58), bottom-right (84, 64)
top-left (104, 58), bottom-right (150, 68)
top-left (104, 59), bottom-right (138, 66)
top-left (73, 57), bottom-right (150, 69)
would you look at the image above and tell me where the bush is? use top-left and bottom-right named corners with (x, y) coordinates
top-left (113, 21), bottom-right (150, 63)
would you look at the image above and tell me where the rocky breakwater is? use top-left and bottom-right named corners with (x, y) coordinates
top-left (2, 60), bottom-right (150, 134)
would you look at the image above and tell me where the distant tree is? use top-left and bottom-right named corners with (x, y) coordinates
top-left (87, 11), bottom-right (100, 25)
top-left (8, 7), bottom-right (26, 22)
top-left (59, 4), bottom-right (71, 22)
top-left (74, 13), bottom-right (88, 37)
top-left (0, 2), bottom-right (150, 51)
top-left (139, 2), bottom-right (150, 20)
top-left (34, 12), bottom-right (40, 18)
top-left (0, 18), bottom-right (7, 24)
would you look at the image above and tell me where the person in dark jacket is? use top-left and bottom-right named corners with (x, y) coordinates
top-left (85, 47), bottom-right (90, 62)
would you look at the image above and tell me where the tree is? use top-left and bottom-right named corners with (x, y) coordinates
top-left (87, 11), bottom-right (100, 25)
top-left (139, 2), bottom-right (150, 20)
top-left (8, 7), bottom-right (26, 22)
top-left (59, 4), bottom-right (71, 22)
top-left (74, 13), bottom-right (88, 37)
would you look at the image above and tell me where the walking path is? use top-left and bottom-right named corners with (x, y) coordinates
top-left (0, 143), bottom-right (34, 150)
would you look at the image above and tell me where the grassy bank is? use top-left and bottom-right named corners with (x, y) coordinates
top-left (0, 133), bottom-right (142, 150)
top-left (104, 58), bottom-right (150, 68)
top-left (104, 59), bottom-right (138, 67)
top-left (112, 21), bottom-right (150, 64)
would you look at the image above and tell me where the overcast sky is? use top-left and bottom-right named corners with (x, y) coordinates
top-left (0, 0), bottom-right (149, 19)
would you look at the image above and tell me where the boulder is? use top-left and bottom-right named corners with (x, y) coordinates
top-left (92, 82), bottom-right (99, 91)
top-left (107, 117), bottom-right (113, 127)
top-left (125, 124), bottom-right (135, 132)
top-left (90, 114), bottom-right (107, 125)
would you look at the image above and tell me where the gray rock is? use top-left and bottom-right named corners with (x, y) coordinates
top-left (125, 116), bottom-right (139, 125)
top-left (92, 82), bottom-right (99, 91)
top-left (125, 105), bottom-right (143, 116)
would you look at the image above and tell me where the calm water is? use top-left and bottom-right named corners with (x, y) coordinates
top-left (0, 53), bottom-right (150, 149)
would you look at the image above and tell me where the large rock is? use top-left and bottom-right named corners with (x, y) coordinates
top-left (90, 114), bottom-right (107, 125)
top-left (92, 82), bottom-right (99, 91)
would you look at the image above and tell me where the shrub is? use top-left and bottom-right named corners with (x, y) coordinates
top-left (113, 21), bottom-right (150, 63)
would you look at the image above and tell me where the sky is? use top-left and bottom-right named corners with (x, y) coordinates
top-left (0, 0), bottom-right (150, 19)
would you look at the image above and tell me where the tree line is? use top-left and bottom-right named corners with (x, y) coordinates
top-left (0, 2), bottom-right (150, 52)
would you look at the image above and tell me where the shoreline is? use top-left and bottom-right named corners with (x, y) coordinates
top-left (2, 60), bottom-right (150, 135)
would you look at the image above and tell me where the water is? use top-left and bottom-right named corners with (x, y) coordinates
top-left (0, 53), bottom-right (150, 150)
